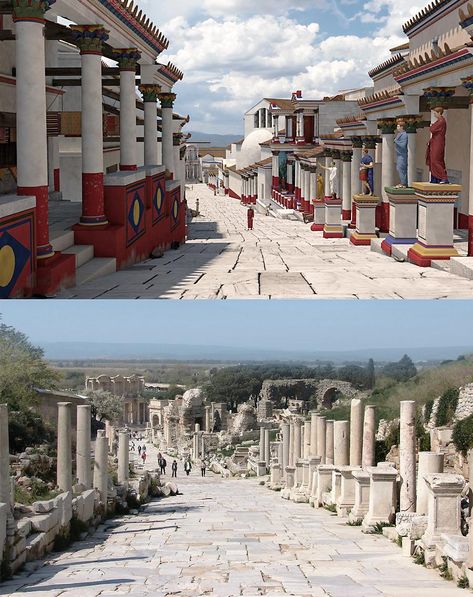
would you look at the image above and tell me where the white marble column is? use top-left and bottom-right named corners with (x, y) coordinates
top-left (334, 420), bottom-right (349, 467)
top-left (282, 423), bottom-right (290, 474)
top-left (289, 420), bottom-right (295, 466)
top-left (115, 49), bottom-right (140, 170)
top-left (303, 421), bottom-right (311, 458)
top-left (14, 2), bottom-right (53, 256)
top-left (264, 428), bottom-right (271, 465)
top-left (342, 153), bottom-right (352, 219)
top-left (400, 401), bottom-right (416, 513)
top-left (324, 156), bottom-right (331, 197)
top-left (159, 92), bottom-right (177, 176)
top-left (317, 416), bottom-right (326, 463)
top-left (310, 412), bottom-right (318, 457)
top-left (294, 419), bottom-right (302, 461)
top-left (140, 85), bottom-right (160, 166)
top-left (362, 405), bottom-right (376, 468)
top-left (351, 141), bottom-right (362, 197)
top-left (380, 123), bottom-right (395, 199)
top-left (350, 399), bottom-right (363, 467)
top-left (94, 430), bottom-right (109, 504)
top-left (406, 119), bottom-right (419, 187)
top-left (57, 403), bottom-right (72, 493)
top-left (326, 420), bottom-right (334, 465)
top-left (76, 405), bottom-right (92, 489)
top-left (118, 430), bottom-right (129, 486)
top-left (259, 427), bottom-right (265, 461)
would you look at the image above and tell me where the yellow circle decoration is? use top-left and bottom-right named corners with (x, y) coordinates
top-left (133, 198), bottom-right (141, 226)
top-left (0, 245), bottom-right (16, 288)
top-left (173, 200), bottom-right (178, 219)
top-left (156, 187), bottom-right (162, 210)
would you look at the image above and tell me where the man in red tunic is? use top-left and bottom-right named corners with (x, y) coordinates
top-left (247, 206), bottom-right (254, 230)
top-left (426, 107), bottom-right (449, 183)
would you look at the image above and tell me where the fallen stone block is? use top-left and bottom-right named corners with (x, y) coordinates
top-left (32, 499), bottom-right (55, 514)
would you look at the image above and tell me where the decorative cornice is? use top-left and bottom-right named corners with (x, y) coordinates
top-left (159, 92), bottom-right (177, 109)
top-left (113, 48), bottom-right (141, 70)
top-left (358, 88), bottom-right (402, 108)
top-left (97, 0), bottom-right (168, 54)
top-left (459, 2), bottom-right (473, 39)
top-left (403, 114), bottom-right (423, 132)
top-left (351, 136), bottom-right (363, 148)
top-left (158, 62), bottom-right (184, 83)
top-left (12, 0), bottom-right (55, 22)
top-left (393, 44), bottom-right (470, 83)
top-left (423, 86), bottom-right (456, 108)
top-left (336, 113), bottom-right (366, 127)
top-left (139, 84), bottom-right (161, 102)
top-left (368, 53), bottom-right (405, 79)
top-left (403, 0), bottom-right (453, 35)
top-left (340, 151), bottom-right (353, 162)
top-left (362, 136), bottom-right (378, 149)
top-left (70, 25), bottom-right (110, 55)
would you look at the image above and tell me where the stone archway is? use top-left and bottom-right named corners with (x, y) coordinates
top-left (315, 380), bottom-right (359, 410)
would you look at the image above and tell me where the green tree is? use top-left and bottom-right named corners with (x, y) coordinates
top-left (85, 390), bottom-right (123, 422)
top-left (366, 359), bottom-right (375, 389)
top-left (382, 354), bottom-right (417, 382)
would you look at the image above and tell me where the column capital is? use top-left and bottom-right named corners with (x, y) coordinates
top-left (377, 118), bottom-right (397, 135)
top-left (331, 149), bottom-right (341, 160)
top-left (309, 165), bottom-right (317, 173)
top-left (139, 84), bottom-right (161, 102)
top-left (423, 86), bottom-right (456, 109)
top-left (351, 136), bottom-right (363, 148)
top-left (340, 150), bottom-right (353, 162)
top-left (173, 133), bottom-right (182, 146)
top-left (461, 76), bottom-right (473, 101)
top-left (403, 114), bottom-right (423, 133)
top-left (362, 135), bottom-right (378, 150)
top-left (159, 92), bottom-right (177, 109)
top-left (113, 48), bottom-right (141, 71)
top-left (70, 25), bottom-right (109, 55)
top-left (12, 0), bottom-right (55, 22)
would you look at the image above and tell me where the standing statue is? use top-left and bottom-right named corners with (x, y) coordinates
top-left (394, 119), bottom-right (408, 187)
top-left (359, 148), bottom-right (374, 195)
top-left (319, 161), bottom-right (338, 198)
top-left (426, 107), bottom-right (449, 183)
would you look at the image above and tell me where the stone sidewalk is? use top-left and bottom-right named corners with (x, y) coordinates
top-left (56, 184), bottom-right (473, 299)
top-left (1, 472), bottom-right (465, 596)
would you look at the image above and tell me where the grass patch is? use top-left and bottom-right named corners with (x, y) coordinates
top-left (346, 519), bottom-right (362, 527)
top-left (371, 522), bottom-right (393, 534)
top-left (413, 549), bottom-right (425, 566)
top-left (324, 503), bottom-right (337, 513)
top-left (458, 575), bottom-right (469, 589)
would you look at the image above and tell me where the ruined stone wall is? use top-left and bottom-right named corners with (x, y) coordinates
top-left (259, 380), bottom-right (319, 407)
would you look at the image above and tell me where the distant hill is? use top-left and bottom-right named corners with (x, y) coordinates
top-left (40, 341), bottom-right (473, 364)
top-left (188, 132), bottom-right (243, 147)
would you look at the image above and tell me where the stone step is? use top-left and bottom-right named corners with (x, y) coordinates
top-left (50, 229), bottom-right (75, 253)
top-left (431, 259), bottom-right (451, 273)
top-left (370, 238), bottom-right (384, 255)
top-left (63, 244), bottom-right (95, 268)
top-left (449, 256), bottom-right (473, 279)
top-left (76, 257), bottom-right (116, 286)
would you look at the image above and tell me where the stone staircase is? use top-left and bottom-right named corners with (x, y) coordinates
top-left (50, 229), bottom-right (116, 286)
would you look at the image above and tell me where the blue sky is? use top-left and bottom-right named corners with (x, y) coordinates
top-left (1, 301), bottom-right (472, 352)
top-left (135, 0), bottom-right (425, 133)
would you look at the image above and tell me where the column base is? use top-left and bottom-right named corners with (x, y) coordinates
top-left (407, 242), bottom-right (459, 267)
top-left (34, 252), bottom-right (76, 296)
top-left (350, 231), bottom-right (378, 246)
top-left (323, 225), bottom-right (344, 239)
top-left (311, 223), bottom-right (324, 231)
top-left (381, 235), bottom-right (417, 257)
top-left (79, 216), bottom-right (109, 226)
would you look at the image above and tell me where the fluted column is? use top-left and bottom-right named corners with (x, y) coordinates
top-left (139, 84), bottom-right (161, 167)
top-left (70, 25), bottom-right (110, 225)
top-left (13, 0), bottom-right (54, 256)
top-left (159, 92), bottom-right (177, 176)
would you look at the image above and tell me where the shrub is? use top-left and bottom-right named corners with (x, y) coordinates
top-left (435, 387), bottom-right (460, 427)
top-left (452, 414), bottom-right (473, 455)
top-left (69, 517), bottom-right (89, 542)
top-left (424, 400), bottom-right (434, 424)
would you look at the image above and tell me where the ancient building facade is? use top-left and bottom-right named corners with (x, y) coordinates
top-left (85, 374), bottom-right (147, 425)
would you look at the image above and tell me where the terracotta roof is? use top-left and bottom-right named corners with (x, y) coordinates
top-left (368, 53), bottom-right (405, 78)
top-left (157, 62), bottom-right (184, 83)
top-left (296, 146), bottom-right (325, 158)
top-left (390, 42), bottom-right (409, 52)
top-left (227, 165), bottom-right (237, 172)
top-left (319, 131), bottom-right (344, 139)
top-left (265, 98), bottom-right (295, 110)
top-left (255, 157), bottom-right (272, 167)
top-left (336, 113), bottom-right (367, 126)
top-left (393, 42), bottom-right (461, 78)
top-left (403, 0), bottom-right (452, 34)
top-left (358, 88), bottom-right (402, 106)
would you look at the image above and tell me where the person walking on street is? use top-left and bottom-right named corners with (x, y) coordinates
top-left (138, 445), bottom-right (142, 455)
top-left (247, 206), bottom-right (255, 231)
top-left (184, 459), bottom-right (192, 476)
top-left (160, 456), bottom-right (167, 475)
top-left (201, 461), bottom-right (206, 477)
top-left (172, 460), bottom-right (178, 478)
top-left (141, 451), bottom-right (147, 465)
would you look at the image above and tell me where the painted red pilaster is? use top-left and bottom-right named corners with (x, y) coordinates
top-left (81, 173), bottom-right (107, 224)
top-left (469, 215), bottom-right (473, 257)
top-left (17, 185), bottom-right (52, 257)
top-left (54, 168), bottom-right (60, 192)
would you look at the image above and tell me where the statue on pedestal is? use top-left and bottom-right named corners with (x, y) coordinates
top-left (426, 107), bottom-right (449, 183)
top-left (394, 119), bottom-right (408, 187)
top-left (317, 173), bottom-right (324, 200)
top-left (359, 149), bottom-right (374, 195)
top-left (319, 161), bottom-right (338, 199)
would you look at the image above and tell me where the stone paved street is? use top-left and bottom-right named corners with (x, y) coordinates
top-left (56, 184), bottom-right (473, 299)
top-left (1, 465), bottom-right (465, 596)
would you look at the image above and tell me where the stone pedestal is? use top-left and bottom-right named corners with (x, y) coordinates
top-left (282, 466), bottom-right (296, 499)
top-left (408, 183), bottom-right (461, 267)
top-left (118, 431), bottom-right (129, 487)
top-left (381, 187), bottom-right (417, 256)
top-left (330, 469), bottom-right (342, 506)
top-left (416, 452), bottom-right (444, 515)
top-left (337, 466), bottom-right (361, 516)
top-left (323, 198), bottom-right (344, 238)
top-left (350, 399), bottom-right (363, 467)
top-left (400, 401), bottom-right (416, 513)
top-left (362, 464), bottom-right (398, 532)
top-left (309, 470), bottom-right (318, 506)
top-left (270, 463), bottom-right (281, 486)
top-left (349, 469), bottom-right (370, 523)
top-left (326, 420), bottom-right (334, 465)
top-left (76, 405), bottom-right (92, 489)
top-left (422, 473), bottom-right (465, 549)
top-left (333, 421), bottom-right (349, 466)
top-left (57, 403), bottom-right (72, 493)
top-left (257, 461), bottom-right (267, 477)
top-left (350, 194), bottom-right (380, 246)
top-left (311, 200), bottom-right (325, 231)
top-left (362, 405), bottom-right (376, 468)
top-left (316, 465), bottom-right (334, 507)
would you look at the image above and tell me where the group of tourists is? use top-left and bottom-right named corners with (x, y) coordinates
top-left (156, 453), bottom-right (208, 478)
top-left (131, 440), bottom-right (148, 465)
